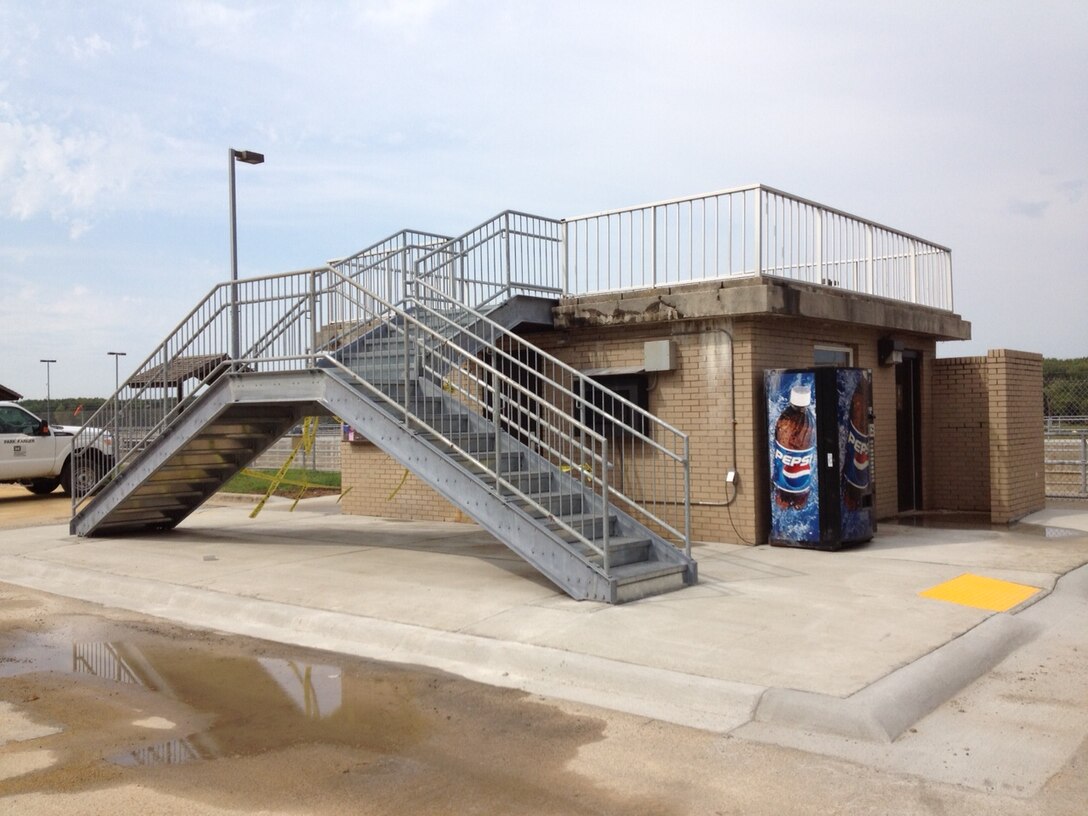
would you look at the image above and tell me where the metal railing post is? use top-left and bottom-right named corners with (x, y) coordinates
top-left (945, 253), bottom-right (954, 312)
top-left (308, 270), bottom-right (317, 366)
top-left (492, 370), bottom-right (502, 493)
top-left (684, 437), bottom-right (692, 559)
top-left (503, 211), bottom-right (513, 297)
top-left (753, 187), bottom-right (763, 276)
top-left (651, 206), bottom-right (658, 287)
top-left (910, 242), bottom-right (918, 304)
top-left (601, 436), bottom-right (610, 577)
top-left (866, 224), bottom-right (874, 295)
top-left (561, 220), bottom-right (569, 295)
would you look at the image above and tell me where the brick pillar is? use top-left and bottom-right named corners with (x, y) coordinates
top-left (985, 349), bottom-right (1045, 523)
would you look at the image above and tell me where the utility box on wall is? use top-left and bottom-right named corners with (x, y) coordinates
top-left (644, 340), bottom-right (677, 372)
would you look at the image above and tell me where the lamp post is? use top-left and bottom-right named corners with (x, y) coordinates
top-left (107, 351), bottom-right (127, 395)
top-left (40, 359), bottom-right (56, 424)
top-left (107, 351), bottom-right (126, 446)
top-left (229, 148), bottom-right (264, 362)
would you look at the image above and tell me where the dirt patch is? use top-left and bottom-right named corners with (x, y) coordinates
top-left (0, 486), bottom-right (71, 531)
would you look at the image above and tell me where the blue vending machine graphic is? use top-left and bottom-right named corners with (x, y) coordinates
top-left (766, 367), bottom-right (875, 550)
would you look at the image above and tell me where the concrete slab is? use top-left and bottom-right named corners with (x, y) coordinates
top-left (2, 497), bottom-right (1088, 772)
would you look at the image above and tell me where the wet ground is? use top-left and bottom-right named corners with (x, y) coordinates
top-left (5, 489), bottom-right (1088, 813)
top-left (0, 585), bottom-right (674, 815)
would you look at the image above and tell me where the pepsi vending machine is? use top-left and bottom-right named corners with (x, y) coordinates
top-left (765, 367), bottom-right (875, 550)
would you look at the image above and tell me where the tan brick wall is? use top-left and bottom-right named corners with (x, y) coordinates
top-left (528, 317), bottom-right (932, 546)
top-left (340, 440), bottom-right (469, 523)
top-left (342, 324), bottom-right (1044, 542)
top-left (986, 349), bottom-right (1045, 523)
top-left (930, 356), bottom-right (991, 512)
top-left (525, 320), bottom-right (733, 544)
top-left (930, 349), bottom-right (1045, 522)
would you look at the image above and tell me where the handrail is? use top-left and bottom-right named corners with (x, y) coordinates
top-left (319, 265), bottom-right (689, 556)
top-left (71, 257), bottom-right (691, 568)
top-left (408, 279), bottom-right (691, 549)
top-left (411, 210), bottom-right (565, 311)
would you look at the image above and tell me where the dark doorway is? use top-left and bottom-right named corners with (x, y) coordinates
top-left (896, 352), bottom-right (923, 511)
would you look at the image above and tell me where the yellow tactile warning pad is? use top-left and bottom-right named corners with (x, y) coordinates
top-left (919, 573), bottom-right (1041, 612)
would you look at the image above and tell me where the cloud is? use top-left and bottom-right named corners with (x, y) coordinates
top-left (1007, 199), bottom-right (1051, 218)
top-left (357, 0), bottom-right (447, 29)
top-left (64, 32), bottom-right (112, 60)
top-left (0, 113), bottom-right (151, 232)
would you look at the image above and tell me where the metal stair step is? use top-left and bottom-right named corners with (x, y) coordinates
top-left (498, 470), bottom-right (553, 495)
top-left (609, 561), bottom-right (689, 603)
top-left (544, 513), bottom-right (616, 542)
top-left (511, 491), bottom-right (585, 517)
top-left (573, 535), bottom-right (653, 568)
top-left (448, 450), bottom-right (524, 473)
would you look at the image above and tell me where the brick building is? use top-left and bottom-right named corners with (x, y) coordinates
top-left (340, 186), bottom-right (1046, 543)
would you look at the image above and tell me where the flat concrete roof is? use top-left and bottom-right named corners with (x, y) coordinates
top-left (554, 277), bottom-right (972, 341)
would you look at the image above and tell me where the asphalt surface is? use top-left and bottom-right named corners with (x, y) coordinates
top-left (2, 487), bottom-right (1087, 801)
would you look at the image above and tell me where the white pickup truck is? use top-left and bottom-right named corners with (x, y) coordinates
top-left (0, 401), bottom-right (113, 496)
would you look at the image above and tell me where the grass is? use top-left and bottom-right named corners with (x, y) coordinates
top-left (220, 468), bottom-right (341, 497)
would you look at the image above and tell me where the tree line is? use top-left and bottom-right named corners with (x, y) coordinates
top-left (1043, 358), bottom-right (1088, 418)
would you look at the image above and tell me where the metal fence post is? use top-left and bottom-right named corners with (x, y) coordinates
top-left (1082, 432), bottom-right (1087, 496)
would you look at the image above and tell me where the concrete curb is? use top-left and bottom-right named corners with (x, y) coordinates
top-left (752, 612), bottom-right (1042, 742)
top-left (749, 566), bottom-right (1088, 744)
top-left (0, 555), bottom-right (764, 733)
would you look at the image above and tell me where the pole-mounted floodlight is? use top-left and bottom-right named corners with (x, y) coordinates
top-left (40, 359), bottom-right (56, 424)
top-left (107, 351), bottom-right (127, 394)
top-left (228, 148), bottom-right (264, 361)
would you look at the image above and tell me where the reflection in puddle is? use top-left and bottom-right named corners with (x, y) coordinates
top-left (110, 735), bottom-right (213, 768)
top-left (258, 658), bottom-right (342, 719)
top-left (0, 629), bottom-right (428, 771)
top-left (72, 642), bottom-right (149, 687)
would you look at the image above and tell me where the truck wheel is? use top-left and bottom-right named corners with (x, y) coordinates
top-left (27, 478), bottom-right (61, 495)
top-left (60, 461), bottom-right (73, 496)
top-left (67, 455), bottom-right (102, 497)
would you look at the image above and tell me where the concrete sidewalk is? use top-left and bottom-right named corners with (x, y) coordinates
top-left (2, 498), bottom-right (1087, 744)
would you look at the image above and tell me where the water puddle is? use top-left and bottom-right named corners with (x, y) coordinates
top-left (892, 512), bottom-right (1084, 539)
top-left (0, 625), bottom-right (426, 769)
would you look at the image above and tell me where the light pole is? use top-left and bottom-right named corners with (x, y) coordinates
top-left (107, 351), bottom-right (126, 444)
top-left (229, 148), bottom-right (264, 362)
top-left (107, 351), bottom-right (127, 395)
top-left (40, 359), bottom-right (56, 424)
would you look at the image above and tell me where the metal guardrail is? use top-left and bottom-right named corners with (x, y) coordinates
top-left (414, 210), bottom-right (565, 310)
top-left (563, 184), bottom-right (954, 310)
top-left (411, 278), bottom-right (691, 553)
top-left (72, 260), bottom-right (691, 572)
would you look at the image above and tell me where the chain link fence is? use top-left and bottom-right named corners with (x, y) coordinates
top-left (1045, 366), bottom-right (1088, 500)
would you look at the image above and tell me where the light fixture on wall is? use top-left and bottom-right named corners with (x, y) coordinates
top-left (878, 336), bottom-right (903, 366)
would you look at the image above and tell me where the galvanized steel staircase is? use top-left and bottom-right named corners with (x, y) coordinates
top-left (70, 219), bottom-right (697, 603)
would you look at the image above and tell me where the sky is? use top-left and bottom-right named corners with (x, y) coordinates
top-left (2, 0), bottom-right (1086, 399)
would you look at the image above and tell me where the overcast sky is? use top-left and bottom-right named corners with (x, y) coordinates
top-left (2, 0), bottom-right (1085, 399)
